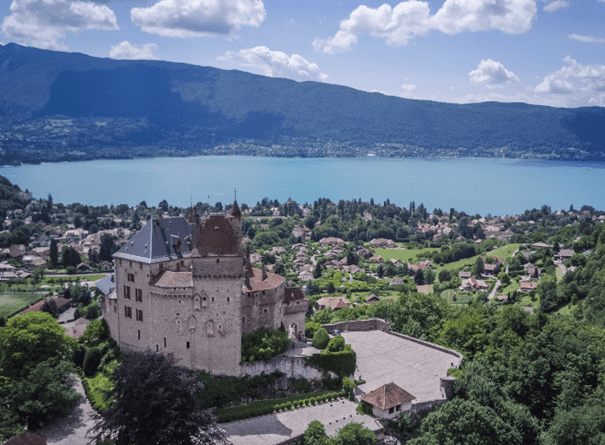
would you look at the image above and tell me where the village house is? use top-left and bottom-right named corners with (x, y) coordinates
top-left (520, 281), bottom-right (538, 292)
top-left (458, 271), bottom-right (472, 279)
top-left (318, 237), bottom-right (345, 247)
top-left (316, 295), bottom-right (350, 311)
top-left (460, 278), bottom-right (489, 292)
top-left (366, 294), bottom-right (380, 304)
top-left (360, 382), bottom-right (416, 419)
top-left (369, 238), bottom-right (397, 248)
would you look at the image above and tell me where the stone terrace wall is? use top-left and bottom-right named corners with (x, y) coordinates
top-left (385, 331), bottom-right (463, 366)
top-left (321, 318), bottom-right (390, 333)
top-left (242, 356), bottom-right (336, 380)
top-left (411, 399), bottom-right (447, 413)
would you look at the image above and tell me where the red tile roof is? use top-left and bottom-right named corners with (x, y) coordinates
top-left (317, 296), bottom-right (350, 310)
top-left (4, 431), bottom-right (47, 445)
top-left (245, 267), bottom-right (285, 293)
top-left (361, 382), bottom-right (416, 410)
top-left (150, 270), bottom-right (194, 288)
top-left (195, 216), bottom-right (242, 257)
top-left (285, 287), bottom-right (308, 303)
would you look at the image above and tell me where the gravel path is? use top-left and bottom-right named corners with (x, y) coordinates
top-left (37, 375), bottom-right (97, 445)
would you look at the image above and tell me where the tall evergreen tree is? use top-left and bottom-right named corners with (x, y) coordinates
top-left (49, 238), bottom-right (58, 268)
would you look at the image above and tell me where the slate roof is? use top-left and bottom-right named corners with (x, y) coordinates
top-left (150, 270), bottom-right (194, 288)
top-left (361, 382), bottom-right (416, 410)
top-left (114, 217), bottom-right (192, 264)
top-left (96, 274), bottom-right (115, 296)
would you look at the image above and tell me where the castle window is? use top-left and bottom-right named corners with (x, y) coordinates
top-left (186, 342), bottom-right (190, 349)
top-left (227, 297), bottom-right (230, 302)
top-left (164, 338), bottom-right (167, 348)
top-left (262, 291), bottom-right (265, 295)
top-left (136, 309), bottom-right (143, 322)
top-left (211, 297), bottom-right (215, 302)
top-left (156, 344), bottom-right (159, 351)
top-left (243, 316), bottom-right (245, 323)
top-left (216, 259), bottom-right (220, 264)
top-left (206, 321), bottom-right (214, 337)
top-left (138, 330), bottom-right (140, 340)
top-left (264, 309), bottom-right (268, 313)
top-left (114, 305), bottom-right (116, 313)
top-left (140, 263), bottom-right (143, 270)
top-left (124, 285), bottom-right (131, 299)
top-left (130, 261), bottom-right (132, 267)
top-left (135, 288), bottom-right (142, 302)
top-left (178, 299), bottom-right (181, 304)
top-left (124, 306), bottom-right (132, 318)
top-left (199, 296), bottom-right (206, 309)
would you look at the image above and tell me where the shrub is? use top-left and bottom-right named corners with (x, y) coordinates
top-left (83, 346), bottom-right (103, 376)
top-left (312, 328), bottom-right (330, 349)
top-left (310, 397), bottom-right (317, 405)
top-left (286, 401), bottom-right (293, 410)
top-left (241, 327), bottom-right (292, 363)
top-left (305, 321), bottom-right (322, 339)
top-left (326, 335), bottom-right (345, 352)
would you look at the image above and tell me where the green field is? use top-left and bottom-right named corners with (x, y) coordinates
top-left (441, 289), bottom-right (474, 305)
top-left (0, 292), bottom-right (45, 318)
top-left (435, 243), bottom-right (521, 274)
top-left (372, 247), bottom-right (439, 263)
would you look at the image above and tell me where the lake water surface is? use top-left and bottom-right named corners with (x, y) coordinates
top-left (2, 156), bottom-right (604, 216)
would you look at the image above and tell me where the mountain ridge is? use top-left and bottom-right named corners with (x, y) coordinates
top-left (0, 42), bottom-right (603, 164)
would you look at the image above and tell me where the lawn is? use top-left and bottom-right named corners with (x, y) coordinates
top-left (555, 267), bottom-right (563, 283)
top-left (0, 292), bottom-right (45, 318)
top-left (441, 289), bottom-right (474, 305)
top-left (434, 243), bottom-right (521, 274)
top-left (372, 248), bottom-right (439, 263)
top-left (86, 373), bottom-right (114, 411)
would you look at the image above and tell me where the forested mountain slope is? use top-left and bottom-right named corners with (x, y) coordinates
top-left (0, 43), bottom-right (604, 164)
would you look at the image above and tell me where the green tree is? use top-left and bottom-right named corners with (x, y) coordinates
top-left (90, 350), bottom-right (228, 445)
top-left (304, 420), bottom-right (330, 445)
top-left (326, 336), bottom-right (345, 352)
top-left (333, 422), bottom-right (375, 445)
top-left (312, 328), bottom-right (330, 349)
top-left (424, 269), bottom-right (436, 285)
top-left (408, 398), bottom-right (523, 445)
top-left (83, 346), bottom-right (103, 376)
top-left (0, 312), bottom-right (70, 379)
top-left (474, 257), bottom-right (485, 277)
top-left (99, 234), bottom-right (116, 262)
top-left (50, 238), bottom-right (58, 268)
top-left (313, 308), bottom-right (334, 325)
top-left (314, 262), bottom-right (323, 279)
top-left (9, 359), bottom-right (80, 429)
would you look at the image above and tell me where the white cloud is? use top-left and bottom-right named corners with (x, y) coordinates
top-left (109, 41), bottom-right (158, 60)
top-left (569, 34), bottom-right (605, 43)
top-left (543, 1), bottom-right (569, 12)
top-left (1, 0), bottom-right (118, 50)
top-left (219, 46), bottom-right (328, 82)
top-left (401, 83), bottom-right (416, 93)
top-left (315, 0), bottom-right (537, 53)
top-left (535, 56), bottom-right (605, 105)
top-left (469, 59), bottom-right (520, 87)
top-left (131, 0), bottom-right (266, 38)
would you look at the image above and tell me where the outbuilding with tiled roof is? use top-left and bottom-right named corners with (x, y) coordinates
top-left (361, 382), bottom-right (416, 418)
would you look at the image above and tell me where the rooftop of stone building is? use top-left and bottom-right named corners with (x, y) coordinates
top-left (361, 382), bottom-right (416, 410)
top-left (245, 267), bottom-right (285, 293)
top-left (114, 216), bottom-right (193, 263)
top-left (150, 270), bottom-right (194, 288)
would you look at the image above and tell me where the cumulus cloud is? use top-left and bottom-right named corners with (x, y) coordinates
top-left (109, 41), bottom-right (158, 60)
top-left (219, 46), bottom-right (328, 82)
top-left (535, 56), bottom-right (605, 99)
top-left (401, 83), bottom-right (416, 93)
top-left (469, 59), bottom-right (520, 87)
top-left (569, 34), bottom-right (605, 43)
top-left (131, 0), bottom-right (266, 38)
top-left (543, 0), bottom-right (569, 12)
top-left (314, 0), bottom-right (537, 53)
top-left (1, 0), bottom-right (118, 50)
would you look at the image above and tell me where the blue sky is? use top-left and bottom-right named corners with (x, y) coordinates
top-left (1, 0), bottom-right (604, 107)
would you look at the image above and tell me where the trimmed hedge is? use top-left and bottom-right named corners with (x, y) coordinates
top-left (215, 391), bottom-right (339, 423)
top-left (306, 345), bottom-right (357, 378)
top-left (312, 328), bottom-right (330, 349)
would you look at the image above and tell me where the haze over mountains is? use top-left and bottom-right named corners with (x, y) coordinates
top-left (0, 43), bottom-right (603, 164)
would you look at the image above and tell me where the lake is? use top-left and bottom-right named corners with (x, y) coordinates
top-left (2, 156), bottom-right (605, 216)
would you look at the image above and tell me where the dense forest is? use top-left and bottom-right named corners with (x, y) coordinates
top-left (0, 42), bottom-right (604, 165)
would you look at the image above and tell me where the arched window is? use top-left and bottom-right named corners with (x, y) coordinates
top-left (206, 320), bottom-right (214, 337)
top-left (189, 315), bottom-right (196, 332)
top-left (194, 295), bottom-right (201, 310)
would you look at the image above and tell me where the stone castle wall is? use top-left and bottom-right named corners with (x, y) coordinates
top-left (242, 356), bottom-right (337, 380)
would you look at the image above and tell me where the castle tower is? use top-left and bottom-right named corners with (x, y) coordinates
top-left (228, 200), bottom-right (243, 246)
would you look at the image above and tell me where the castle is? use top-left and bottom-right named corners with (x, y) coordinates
top-left (102, 202), bottom-right (308, 376)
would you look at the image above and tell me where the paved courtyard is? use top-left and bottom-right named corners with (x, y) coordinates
top-left (223, 399), bottom-right (381, 445)
top-left (343, 330), bottom-right (460, 402)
